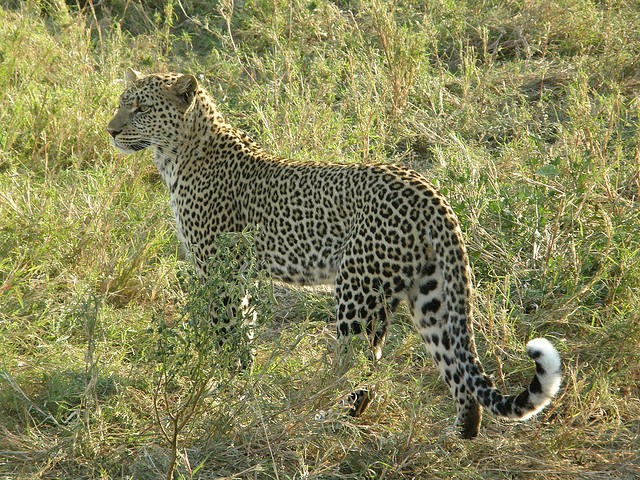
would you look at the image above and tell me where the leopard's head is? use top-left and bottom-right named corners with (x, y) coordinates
top-left (107, 68), bottom-right (198, 154)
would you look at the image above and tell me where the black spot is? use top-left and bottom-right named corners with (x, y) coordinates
top-left (529, 375), bottom-right (543, 394)
top-left (441, 330), bottom-right (451, 350)
top-left (421, 298), bottom-right (441, 315)
top-left (366, 295), bottom-right (377, 309)
top-left (392, 276), bottom-right (406, 291)
top-left (495, 400), bottom-right (509, 416)
top-left (474, 376), bottom-right (488, 388)
top-left (514, 391), bottom-right (531, 409)
top-left (338, 322), bottom-right (349, 336)
top-left (389, 297), bottom-right (400, 311)
top-left (419, 279), bottom-right (438, 295)
top-left (423, 263), bottom-right (436, 276)
top-left (402, 265), bottom-right (414, 277)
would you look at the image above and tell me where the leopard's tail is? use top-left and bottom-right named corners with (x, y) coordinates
top-left (415, 182), bottom-right (562, 429)
top-left (464, 337), bottom-right (562, 420)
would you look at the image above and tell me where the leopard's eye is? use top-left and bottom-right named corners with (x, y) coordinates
top-left (135, 105), bottom-right (151, 114)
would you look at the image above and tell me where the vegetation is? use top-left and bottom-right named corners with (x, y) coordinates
top-left (1, 0), bottom-right (639, 478)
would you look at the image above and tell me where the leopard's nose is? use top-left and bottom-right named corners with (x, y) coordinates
top-left (106, 126), bottom-right (121, 139)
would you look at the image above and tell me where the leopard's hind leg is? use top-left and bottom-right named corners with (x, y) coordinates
top-left (334, 267), bottom-right (404, 416)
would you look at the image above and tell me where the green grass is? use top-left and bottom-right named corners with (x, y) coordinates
top-left (1, 0), bottom-right (639, 478)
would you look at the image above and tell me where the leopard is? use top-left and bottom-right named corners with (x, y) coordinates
top-left (107, 69), bottom-right (562, 438)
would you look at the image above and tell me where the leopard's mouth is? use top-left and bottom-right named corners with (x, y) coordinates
top-left (111, 139), bottom-right (152, 154)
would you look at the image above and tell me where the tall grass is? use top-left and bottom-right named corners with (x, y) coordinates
top-left (1, 1), bottom-right (639, 478)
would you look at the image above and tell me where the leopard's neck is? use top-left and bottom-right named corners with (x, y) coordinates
top-left (153, 146), bottom-right (179, 192)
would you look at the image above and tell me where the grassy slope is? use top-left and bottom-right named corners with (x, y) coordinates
top-left (1, 0), bottom-right (639, 478)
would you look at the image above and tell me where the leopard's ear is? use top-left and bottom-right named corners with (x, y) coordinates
top-left (169, 74), bottom-right (198, 110)
top-left (125, 68), bottom-right (142, 84)
top-left (172, 74), bottom-right (198, 95)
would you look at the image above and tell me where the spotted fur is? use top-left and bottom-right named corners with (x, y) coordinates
top-left (107, 69), bottom-right (562, 437)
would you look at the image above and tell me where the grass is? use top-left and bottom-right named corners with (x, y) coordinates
top-left (1, 0), bottom-right (639, 478)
